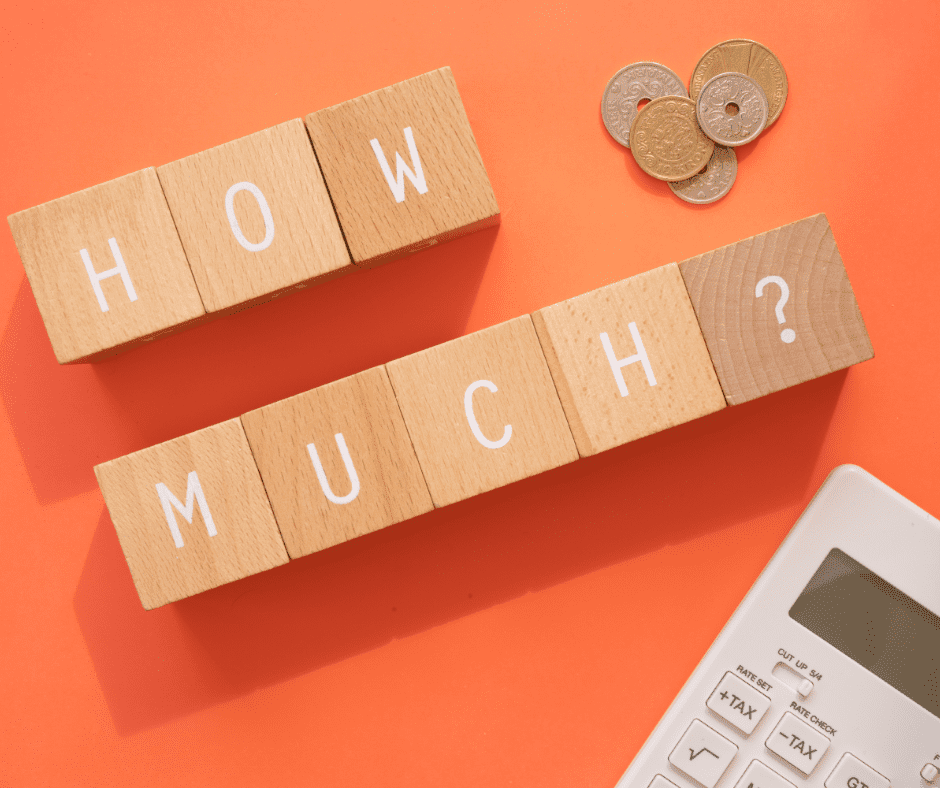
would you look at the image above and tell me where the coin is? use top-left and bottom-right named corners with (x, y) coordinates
top-left (669, 145), bottom-right (737, 204)
top-left (601, 62), bottom-right (687, 148)
top-left (696, 73), bottom-right (768, 146)
top-left (630, 96), bottom-right (715, 182)
top-left (689, 39), bottom-right (788, 126)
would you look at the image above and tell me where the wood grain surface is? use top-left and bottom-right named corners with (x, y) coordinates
top-left (305, 66), bottom-right (499, 266)
top-left (532, 263), bottom-right (726, 457)
top-left (241, 366), bottom-right (433, 558)
top-left (678, 213), bottom-right (874, 405)
top-left (386, 315), bottom-right (577, 507)
top-left (157, 119), bottom-right (352, 313)
top-left (7, 168), bottom-right (205, 364)
top-left (94, 418), bottom-right (289, 610)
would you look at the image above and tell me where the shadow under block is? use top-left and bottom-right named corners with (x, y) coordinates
top-left (532, 264), bottom-right (727, 457)
top-left (7, 168), bottom-right (206, 364)
top-left (305, 66), bottom-right (500, 266)
top-left (678, 214), bottom-right (874, 406)
top-left (386, 315), bottom-right (578, 508)
top-left (94, 418), bottom-right (289, 610)
top-left (241, 366), bottom-right (433, 558)
top-left (156, 119), bottom-right (352, 313)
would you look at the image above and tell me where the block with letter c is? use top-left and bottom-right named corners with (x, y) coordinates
top-left (386, 315), bottom-right (578, 507)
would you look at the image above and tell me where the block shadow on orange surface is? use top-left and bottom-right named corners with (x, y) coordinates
top-left (0, 227), bottom-right (496, 503)
top-left (73, 370), bottom-right (845, 734)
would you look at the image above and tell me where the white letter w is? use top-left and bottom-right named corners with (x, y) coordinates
top-left (370, 127), bottom-right (428, 203)
top-left (155, 471), bottom-right (218, 549)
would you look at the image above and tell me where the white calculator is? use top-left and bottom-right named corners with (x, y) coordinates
top-left (615, 465), bottom-right (940, 788)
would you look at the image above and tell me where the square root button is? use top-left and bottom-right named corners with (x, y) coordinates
top-left (669, 719), bottom-right (738, 788)
top-left (765, 712), bottom-right (831, 776)
top-left (707, 671), bottom-right (772, 735)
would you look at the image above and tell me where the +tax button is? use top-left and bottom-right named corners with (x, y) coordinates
top-left (707, 671), bottom-right (772, 736)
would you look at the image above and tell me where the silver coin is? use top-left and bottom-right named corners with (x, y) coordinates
top-left (601, 62), bottom-right (687, 148)
top-left (695, 72), bottom-right (768, 147)
top-left (669, 145), bottom-right (737, 204)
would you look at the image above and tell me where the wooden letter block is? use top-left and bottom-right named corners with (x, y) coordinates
top-left (241, 366), bottom-right (433, 558)
top-left (678, 214), bottom-right (874, 405)
top-left (94, 419), bottom-right (289, 609)
top-left (7, 168), bottom-right (205, 363)
top-left (157, 119), bottom-right (352, 313)
top-left (532, 264), bottom-right (726, 457)
top-left (305, 67), bottom-right (500, 266)
top-left (386, 316), bottom-right (577, 507)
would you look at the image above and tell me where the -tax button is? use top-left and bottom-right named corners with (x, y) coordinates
top-left (923, 764), bottom-right (939, 784)
top-left (707, 671), bottom-right (772, 735)
top-left (765, 712), bottom-right (830, 776)
top-left (825, 754), bottom-right (890, 788)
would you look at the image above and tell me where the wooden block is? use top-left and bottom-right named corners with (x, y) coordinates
top-left (241, 366), bottom-right (433, 558)
top-left (678, 214), bottom-right (874, 406)
top-left (94, 418), bottom-right (289, 609)
top-left (386, 315), bottom-right (578, 507)
top-left (157, 119), bottom-right (352, 313)
top-left (7, 168), bottom-right (205, 364)
top-left (305, 66), bottom-right (499, 267)
top-left (532, 264), bottom-right (727, 457)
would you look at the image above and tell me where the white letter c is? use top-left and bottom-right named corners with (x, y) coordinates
top-left (464, 380), bottom-right (512, 449)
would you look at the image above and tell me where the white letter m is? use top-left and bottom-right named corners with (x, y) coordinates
top-left (155, 471), bottom-right (218, 549)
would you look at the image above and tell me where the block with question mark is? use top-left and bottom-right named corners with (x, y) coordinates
top-left (678, 214), bottom-right (874, 405)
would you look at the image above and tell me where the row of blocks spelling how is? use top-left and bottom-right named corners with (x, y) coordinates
top-left (7, 67), bottom-right (499, 364)
top-left (95, 215), bottom-right (874, 609)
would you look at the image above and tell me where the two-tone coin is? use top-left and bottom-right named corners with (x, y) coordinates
top-left (668, 145), bottom-right (737, 204)
top-left (689, 38), bottom-right (788, 126)
top-left (696, 73), bottom-right (768, 146)
top-left (630, 96), bottom-right (715, 182)
top-left (601, 62), bottom-right (687, 148)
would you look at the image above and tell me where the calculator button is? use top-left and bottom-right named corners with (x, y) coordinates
top-left (922, 764), bottom-right (939, 784)
top-left (649, 775), bottom-right (682, 788)
top-left (734, 760), bottom-right (798, 788)
top-left (669, 719), bottom-right (738, 788)
top-left (765, 712), bottom-right (830, 776)
top-left (706, 672), bottom-right (772, 735)
top-left (825, 754), bottom-right (890, 788)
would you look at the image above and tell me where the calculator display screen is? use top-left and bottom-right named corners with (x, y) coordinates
top-left (789, 548), bottom-right (940, 718)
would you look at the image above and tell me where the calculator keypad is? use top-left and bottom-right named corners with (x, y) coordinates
top-left (765, 712), bottom-right (831, 777)
top-left (669, 719), bottom-right (739, 788)
top-left (706, 672), bottom-right (772, 736)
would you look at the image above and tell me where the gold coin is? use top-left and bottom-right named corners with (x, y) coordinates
top-left (630, 96), bottom-right (715, 182)
top-left (689, 39), bottom-right (788, 126)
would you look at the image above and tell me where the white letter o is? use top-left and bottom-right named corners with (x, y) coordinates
top-left (225, 181), bottom-right (275, 252)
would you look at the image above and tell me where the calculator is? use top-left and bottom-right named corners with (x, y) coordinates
top-left (614, 465), bottom-right (940, 788)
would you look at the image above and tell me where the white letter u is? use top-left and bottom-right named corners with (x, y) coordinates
top-left (306, 433), bottom-right (360, 505)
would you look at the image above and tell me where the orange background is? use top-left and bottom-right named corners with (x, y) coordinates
top-left (2, 2), bottom-right (938, 785)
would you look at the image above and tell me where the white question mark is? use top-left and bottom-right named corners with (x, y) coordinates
top-left (755, 275), bottom-right (796, 344)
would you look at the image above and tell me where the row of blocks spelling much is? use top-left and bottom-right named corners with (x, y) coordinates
top-left (96, 215), bottom-right (874, 609)
top-left (7, 67), bottom-right (499, 364)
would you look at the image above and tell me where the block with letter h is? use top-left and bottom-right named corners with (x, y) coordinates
top-left (532, 263), bottom-right (727, 456)
top-left (8, 67), bottom-right (499, 362)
